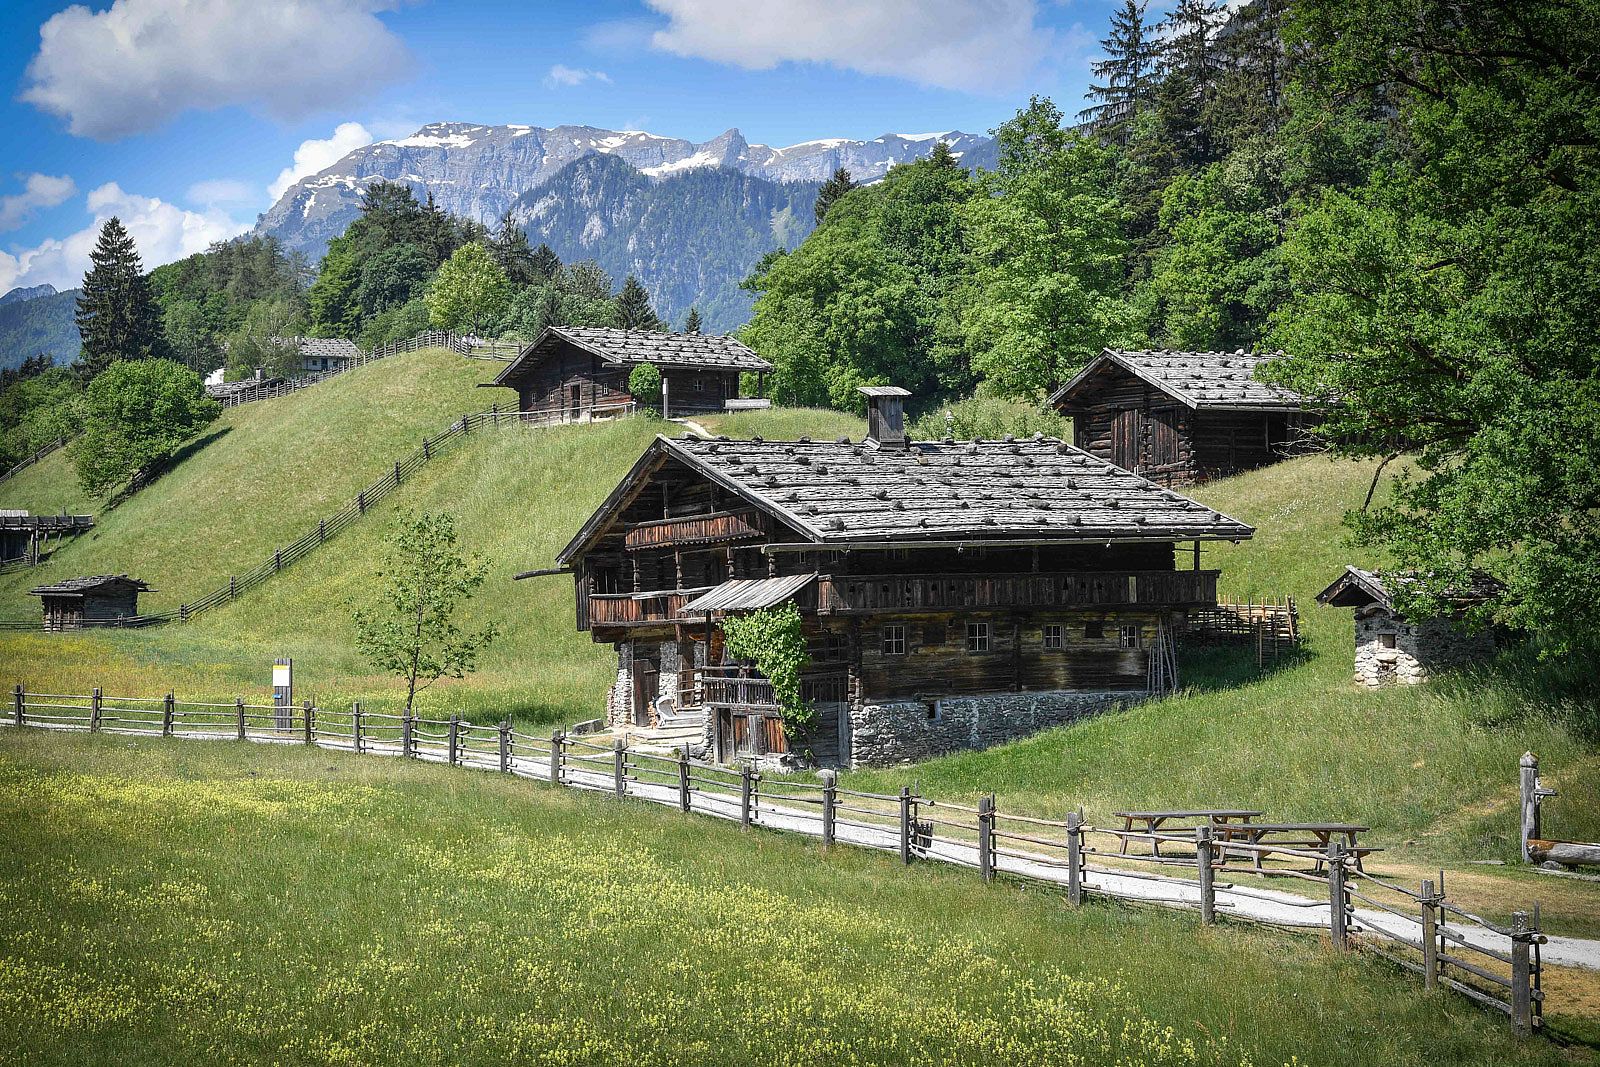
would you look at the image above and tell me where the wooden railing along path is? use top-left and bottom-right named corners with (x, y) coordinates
top-left (4, 683), bottom-right (1553, 1037)
top-left (0, 435), bottom-right (68, 487)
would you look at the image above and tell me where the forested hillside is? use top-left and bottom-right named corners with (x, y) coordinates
top-left (0, 287), bottom-right (78, 371)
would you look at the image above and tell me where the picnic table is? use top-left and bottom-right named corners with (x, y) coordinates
top-left (1114, 809), bottom-right (1265, 858)
top-left (1217, 822), bottom-right (1379, 871)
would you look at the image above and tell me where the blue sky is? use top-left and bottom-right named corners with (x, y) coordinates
top-left (0, 0), bottom-right (1131, 294)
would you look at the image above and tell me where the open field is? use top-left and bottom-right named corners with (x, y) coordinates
top-left (1, 729), bottom-right (1590, 1067)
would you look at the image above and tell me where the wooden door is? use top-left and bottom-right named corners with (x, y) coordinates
top-left (632, 661), bottom-right (658, 726)
top-left (568, 384), bottom-right (581, 420)
top-left (1111, 409), bottom-right (1142, 471)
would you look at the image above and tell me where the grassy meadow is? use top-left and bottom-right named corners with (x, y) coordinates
top-left (0, 729), bottom-right (1589, 1067)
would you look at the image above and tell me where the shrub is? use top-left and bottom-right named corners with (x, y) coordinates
top-left (71, 359), bottom-right (220, 496)
top-left (721, 602), bottom-right (813, 729)
top-left (628, 363), bottom-right (663, 410)
top-left (908, 393), bottom-right (1071, 442)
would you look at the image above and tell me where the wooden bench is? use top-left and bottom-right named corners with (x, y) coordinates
top-left (1218, 822), bottom-right (1378, 871)
top-left (1114, 809), bottom-right (1265, 858)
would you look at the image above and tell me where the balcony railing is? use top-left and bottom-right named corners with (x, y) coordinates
top-left (586, 589), bottom-right (711, 627)
top-left (690, 666), bottom-right (849, 711)
top-left (816, 569), bottom-right (1220, 615)
top-left (623, 508), bottom-right (764, 552)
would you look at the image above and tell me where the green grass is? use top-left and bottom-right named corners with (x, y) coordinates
top-left (1, 730), bottom-right (1587, 1067)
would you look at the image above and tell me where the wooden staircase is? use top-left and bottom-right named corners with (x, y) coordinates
top-left (619, 712), bottom-right (708, 754)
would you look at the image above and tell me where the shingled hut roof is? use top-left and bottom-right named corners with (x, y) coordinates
top-left (29, 574), bottom-right (152, 597)
top-left (1315, 566), bottom-right (1500, 612)
top-left (298, 338), bottom-right (360, 361)
top-left (1052, 349), bottom-right (1306, 411)
top-left (558, 433), bottom-right (1253, 564)
top-left (492, 326), bottom-right (772, 386)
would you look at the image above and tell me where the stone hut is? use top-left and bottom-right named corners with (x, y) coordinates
top-left (1315, 566), bottom-right (1497, 687)
top-left (29, 575), bottom-right (152, 631)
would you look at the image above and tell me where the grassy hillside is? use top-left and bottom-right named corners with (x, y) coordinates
top-left (1, 730), bottom-right (1583, 1067)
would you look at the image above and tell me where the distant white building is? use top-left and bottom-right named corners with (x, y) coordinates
top-left (1316, 567), bottom-right (1498, 687)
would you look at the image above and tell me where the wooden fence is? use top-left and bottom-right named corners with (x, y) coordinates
top-left (0, 401), bottom-right (633, 632)
top-left (3, 683), bottom-right (1551, 1036)
top-left (0, 435), bottom-right (68, 487)
top-left (1185, 594), bottom-right (1300, 664)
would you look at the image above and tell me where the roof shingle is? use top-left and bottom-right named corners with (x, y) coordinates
top-left (1054, 349), bottom-right (1306, 410)
top-left (495, 327), bottom-right (772, 385)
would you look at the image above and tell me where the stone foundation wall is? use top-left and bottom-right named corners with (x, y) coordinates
top-left (604, 641), bottom-right (633, 727)
top-left (848, 690), bottom-right (1139, 767)
top-left (1354, 609), bottom-right (1496, 687)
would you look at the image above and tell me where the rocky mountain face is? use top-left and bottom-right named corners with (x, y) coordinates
top-left (0, 284), bottom-right (58, 307)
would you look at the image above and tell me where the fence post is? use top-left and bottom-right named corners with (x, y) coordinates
top-left (740, 765), bottom-right (753, 829)
top-left (447, 715), bottom-right (460, 766)
top-left (87, 686), bottom-right (102, 731)
top-left (180, 603), bottom-right (188, 623)
top-left (613, 737), bottom-right (627, 799)
top-left (229, 575), bottom-right (236, 599)
top-left (549, 730), bottom-right (563, 783)
top-left (303, 700), bottom-right (313, 745)
top-left (1420, 878), bottom-right (1438, 991)
top-left (274, 549), bottom-right (282, 572)
top-left (820, 769), bottom-right (836, 846)
top-left (12, 683), bottom-right (24, 727)
top-left (352, 702), bottom-right (364, 754)
top-left (1327, 841), bottom-right (1348, 950)
top-left (401, 714), bottom-right (413, 758)
top-left (358, 490), bottom-right (366, 514)
top-left (317, 520), bottom-right (325, 545)
top-left (1511, 910), bottom-right (1533, 1035)
top-left (163, 692), bottom-right (175, 736)
top-left (1066, 810), bottom-right (1084, 906)
top-left (677, 750), bottom-right (691, 812)
top-left (1196, 826), bottom-right (1216, 925)
top-left (498, 721), bottom-right (511, 774)
top-left (394, 461), bottom-right (402, 485)
top-left (978, 794), bottom-right (996, 883)
top-left (235, 697), bottom-right (246, 741)
top-left (899, 786), bottom-right (913, 865)
top-left (423, 437), bottom-right (432, 460)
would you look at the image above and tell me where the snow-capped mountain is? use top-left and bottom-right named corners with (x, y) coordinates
top-left (255, 122), bottom-right (997, 258)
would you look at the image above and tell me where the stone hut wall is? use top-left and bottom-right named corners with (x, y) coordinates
top-left (1353, 608), bottom-right (1496, 687)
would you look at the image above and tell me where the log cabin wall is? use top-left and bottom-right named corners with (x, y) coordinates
top-left (1066, 374), bottom-right (1200, 484)
top-left (511, 343), bottom-right (632, 415)
top-left (660, 369), bottom-right (739, 413)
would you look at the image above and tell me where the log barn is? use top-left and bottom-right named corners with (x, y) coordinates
top-left (548, 387), bottom-right (1254, 768)
top-left (1315, 566), bottom-right (1497, 687)
top-left (28, 575), bottom-right (151, 631)
top-left (1050, 349), bottom-right (1311, 485)
top-left (486, 326), bottom-right (773, 420)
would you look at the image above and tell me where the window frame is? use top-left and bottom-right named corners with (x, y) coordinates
top-left (881, 624), bottom-right (907, 656)
top-left (966, 622), bottom-right (991, 654)
top-left (1041, 624), bottom-right (1064, 650)
top-left (1118, 625), bottom-right (1141, 649)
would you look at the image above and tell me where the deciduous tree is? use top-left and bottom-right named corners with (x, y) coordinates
top-left (425, 242), bottom-right (510, 335)
top-left (71, 358), bottom-right (219, 495)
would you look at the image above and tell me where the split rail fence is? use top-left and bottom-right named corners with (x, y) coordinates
top-left (0, 435), bottom-right (68, 487)
top-left (0, 401), bottom-right (632, 632)
top-left (4, 683), bottom-right (1549, 1036)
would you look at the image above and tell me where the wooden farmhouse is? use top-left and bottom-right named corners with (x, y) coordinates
top-left (28, 575), bottom-right (151, 631)
top-left (1050, 349), bottom-right (1311, 485)
top-left (296, 338), bottom-right (360, 373)
top-left (1316, 567), bottom-right (1497, 688)
top-left (487, 326), bottom-right (774, 420)
top-left (550, 387), bottom-right (1254, 768)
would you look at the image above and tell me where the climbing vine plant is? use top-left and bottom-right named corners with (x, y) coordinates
top-left (721, 602), bottom-right (813, 730)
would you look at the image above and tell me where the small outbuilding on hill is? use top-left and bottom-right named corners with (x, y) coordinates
top-left (1050, 349), bottom-right (1312, 485)
top-left (28, 575), bottom-right (152, 631)
top-left (1315, 566), bottom-right (1498, 687)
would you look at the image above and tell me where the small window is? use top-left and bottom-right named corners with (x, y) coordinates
top-left (888, 547), bottom-right (910, 563)
top-left (1379, 632), bottom-right (1397, 650)
top-left (881, 625), bottom-right (906, 656)
top-left (693, 377), bottom-right (705, 392)
top-left (1042, 624), bottom-right (1063, 650)
top-left (1084, 621), bottom-right (1104, 639)
top-left (1119, 625), bottom-right (1141, 649)
top-left (966, 622), bottom-right (991, 653)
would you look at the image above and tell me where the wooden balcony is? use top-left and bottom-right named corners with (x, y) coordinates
top-left (623, 508), bottom-right (764, 552)
top-left (816, 570), bottom-right (1220, 615)
top-left (585, 589), bottom-right (709, 628)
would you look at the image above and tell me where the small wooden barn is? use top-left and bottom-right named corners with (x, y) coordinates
top-left (296, 338), bottom-right (361, 373)
top-left (0, 511), bottom-right (95, 565)
top-left (486, 326), bottom-right (773, 420)
top-left (29, 575), bottom-right (152, 631)
top-left (1050, 349), bottom-right (1311, 485)
top-left (1315, 567), bottom-right (1497, 687)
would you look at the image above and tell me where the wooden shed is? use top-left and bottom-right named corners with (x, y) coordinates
top-left (1315, 566), bottom-right (1497, 687)
top-left (1050, 349), bottom-right (1312, 485)
top-left (29, 575), bottom-right (152, 631)
top-left (0, 511), bottom-right (95, 565)
top-left (486, 326), bottom-right (773, 420)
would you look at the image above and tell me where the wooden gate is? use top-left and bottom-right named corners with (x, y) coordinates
top-left (1111, 408), bottom-right (1142, 471)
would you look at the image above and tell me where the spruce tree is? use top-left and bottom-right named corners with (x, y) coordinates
top-left (74, 217), bottom-right (166, 379)
top-left (1160, 0), bottom-right (1227, 163)
top-left (814, 167), bottom-right (857, 222)
top-left (1079, 0), bottom-right (1161, 139)
top-left (490, 211), bottom-right (539, 287)
top-left (614, 274), bottom-right (662, 330)
top-left (531, 243), bottom-right (562, 282)
top-left (683, 306), bottom-right (703, 334)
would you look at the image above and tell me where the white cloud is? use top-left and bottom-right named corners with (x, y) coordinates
top-left (269, 122), bottom-right (375, 201)
top-left (0, 173), bottom-right (77, 232)
top-left (544, 65), bottom-right (613, 88)
top-left (22, 0), bottom-right (411, 140)
top-left (642, 0), bottom-right (1054, 93)
top-left (0, 183), bottom-right (249, 293)
top-left (186, 179), bottom-right (257, 208)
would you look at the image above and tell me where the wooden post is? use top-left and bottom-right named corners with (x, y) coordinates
top-left (317, 520), bottom-right (325, 545)
top-left (303, 700), bottom-right (313, 745)
top-left (358, 490), bottom-right (366, 513)
top-left (978, 794), bottom-right (996, 883)
top-left (740, 765), bottom-right (753, 829)
top-left (1327, 841), bottom-right (1348, 950)
top-left (1520, 751), bottom-right (1545, 863)
top-left (163, 692), bottom-right (175, 736)
top-left (230, 575), bottom-right (237, 598)
top-left (423, 437), bottom-right (432, 460)
top-left (13, 683), bottom-right (23, 727)
top-left (274, 549), bottom-right (282, 572)
top-left (401, 714), bottom-right (413, 758)
top-left (898, 786), bottom-right (913, 865)
top-left (498, 722), bottom-right (511, 774)
top-left (1066, 811), bottom-right (1084, 906)
top-left (677, 750), bottom-right (691, 812)
top-left (89, 687), bottom-right (102, 732)
top-left (820, 769), bottom-right (837, 846)
top-left (352, 702), bottom-right (364, 754)
top-left (447, 715), bottom-right (460, 766)
top-left (1511, 910), bottom-right (1533, 1035)
top-left (1420, 879), bottom-right (1438, 991)
top-left (1196, 826), bottom-right (1216, 925)
top-left (549, 731), bottom-right (563, 783)
top-left (613, 737), bottom-right (627, 799)
top-left (235, 697), bottom-right (246, 741)
top-left (393, 461), bottom-right (402, 485)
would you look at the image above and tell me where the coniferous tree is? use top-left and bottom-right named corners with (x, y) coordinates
top-left (490, 211), bottom-right (539, 287)
top-left (683, 306), bottom-right (703, 334)
top-left (1079, 0), bottom-right (1161, 140)
top-left (814, 167), bottom-right (857, 222)
top-left (75, 217), bottom-right (166, 379)
top-left (1160, 0), bottom-right (1228, 163)
top-left (530, 243), bottom-right (562, 282)
top-left (614, 274), bottom-right (662, 330)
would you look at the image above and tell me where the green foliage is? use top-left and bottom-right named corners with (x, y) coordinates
top-left (74, 217), bottom-right (166, 378)
top-left (489, 211), bottom-right (540, 287)
top-left (0, 288), bottom-right (80, 372)
top-left (148, 235), bottom-right (307, 374)
top-left (908, 394), bottom-right (1071, 443)
top-left (70, 358), bottom-right (219, 496)
top-left (425, 242), bottom-right (510, 335)
top-left (615, 274), bottom-right (662, 331)
top-left (627, 362), bottom-right (662, 410)
top-left (356, 242), bottom-right (431, 319)
top-left (306, 234), bottom-right (362, 339)
top-left (813, 166), bottom-right (856, 223)
top-left (352, 512), bottom-right (500, 715)
top-left (1079, 0), bottom-right (1161, 136)
top-left (358, 297), bottom-right (431, 350)
top-left (682, 306), bottom-right (702, 334)
top-left (223, 297), bottom-right (305, 382)
top-left (0, 359), bottom-right (79, 467)
top-left (720, 602), bottom-right (812, 729)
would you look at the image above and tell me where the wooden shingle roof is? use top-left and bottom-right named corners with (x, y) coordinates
top-left (29, 574), bottom-right (151, 597)
top-left (558, 434), bottom-right (1253, 563)
top-left (492, 326), bottom-right (772, 386)
top-left (1052, 349), bottom-right (1306, 411)
top-left (1315, 566), bottom-right (1500, 612)
top-left (298, 338), bottom-right (360, 361)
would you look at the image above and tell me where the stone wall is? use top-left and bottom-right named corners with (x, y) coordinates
top-left (1353, 608), bottom-right (1496, 687)
top-left (604, 641), bottom-right (633, 728)
top-left (848, 689), bottom-right (1138, 767)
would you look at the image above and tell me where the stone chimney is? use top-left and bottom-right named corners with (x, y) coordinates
top-left (860, 385), bottom-right (911, 448)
